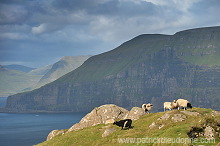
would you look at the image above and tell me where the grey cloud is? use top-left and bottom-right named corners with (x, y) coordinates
top-left (0, 0), bottom-right (219, 67)
top-left (0, 4), bottom-right (28, 24)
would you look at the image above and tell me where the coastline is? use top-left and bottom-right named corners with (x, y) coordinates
top-left (0, 108), bottom-right (82, 114)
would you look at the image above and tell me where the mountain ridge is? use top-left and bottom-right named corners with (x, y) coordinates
top-left (3, 64), bottom-right (36, 73)
top-left (5, 26), bottom-right (220, 112)
top-left (35, 55), bottom-right (92, 88)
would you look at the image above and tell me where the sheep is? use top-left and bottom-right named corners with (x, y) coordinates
top-left (113, 119), bottom-right (132, 130)
top-left (176, 99), bottom-right (192, 110)
top-left (142, 103), bottom-right (153, 114)
top-left (163, 100), bottom-right (178, 112)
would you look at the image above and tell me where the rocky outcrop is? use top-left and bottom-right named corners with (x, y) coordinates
top-left (47, 104), bottom-right (146, 141)
top-left (171, 114), bottom-right (187, 122)
top-left (180, 111), bottom-right (200, 116)
top-left (204, 126), bottom-right (216, 140)
top-left (102, 128), bottom-right (117, 137)
top-left (67, 104), bottom-right (128, 132)
top-left (123, 107), bottom-right (145, 120)
top-left (47, 130), bottom-right (65, 141)
top-left (151, 111), bottom-right (190, 129)
top-left (157, 113), bottom-right (171, 121)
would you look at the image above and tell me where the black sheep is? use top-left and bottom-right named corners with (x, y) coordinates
top-left (113, 119), bottom-right (132, 130)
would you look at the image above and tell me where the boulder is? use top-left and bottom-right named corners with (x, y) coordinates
top-left (47, 130), bottom-right (65, 141)
top-left (211, 111), bottom-right (220, 116)
top-left (123, 107), bottom-right (146, 120)
top-left (102, 128), bottom-right (117, 137)
top-left (171, 114), bottom-right (187, 122)
top-left (158, 124), bottom-right (165, 129)
top-left (204, 126), bottom-right (215, 140)
top-left (149, 122), bottom-right (156, 129)
top-left (67, 104), bottom-right (128, 132)
top-left (105, 119), bottom-right (115, 124)
top-left (157, 113), bottom-right (171, 120)
top-left (181, 111), bottom-right (200, 116)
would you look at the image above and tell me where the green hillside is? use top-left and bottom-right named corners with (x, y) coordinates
top-left (5, 26), bottom-right (220, 113)
top-left (36, 56), bottom-right (91, 88)
top-left (37, 108), bottom-right (220, 146)
top-left (0, 65), bottom-right (42, 97)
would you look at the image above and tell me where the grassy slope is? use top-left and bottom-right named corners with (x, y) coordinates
top-left (173, 26), bottom-right (220, 66)
top-left (0, 69), bottom-right (42, 96)
top-left (37, 108), bottom-right (220, 146)
top-left (55, 34), bottom-right (169, 83)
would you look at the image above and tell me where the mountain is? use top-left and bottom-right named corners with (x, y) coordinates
top-left (5, 26), bottom-right (220, 112)
top-left (28, 64), bottom-right (52, 75)
top-left (0, 65), bottom-right (42, 97)
top-left (4, 64), bottom-right (36, 72)
top-left (35, 56), bottom-right (92, 88)
top-left (37, 106), bottom-right (220, 146)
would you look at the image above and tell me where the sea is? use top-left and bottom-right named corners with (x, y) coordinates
top-left (0, 97), bottom-right (86, 146)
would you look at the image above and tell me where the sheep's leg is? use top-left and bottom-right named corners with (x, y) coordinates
top-left (123, 121), bottom-right (128, 130)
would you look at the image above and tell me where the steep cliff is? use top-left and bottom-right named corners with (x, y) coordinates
top-left (6, 26), bottom-right (220, 112)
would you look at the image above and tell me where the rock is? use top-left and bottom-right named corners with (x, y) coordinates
top-left (211, 111), bottom-right (220, 116)
top-left (149, 122), bottom-right (156, 129)
top-left (187, 127), bottom-right (204, 139)
top-left (67, 104), bottom-right (128, 132)
top-left (123, 107), bottom-right (146, 120)
top-left (204, 126), bottom-right (215, 140)
top-left (47, 130), bottom-right (65, 141)
top-left (158, 124), bottom-right (165, 129)
top-left (105, 119), bottom-right (115, 124)
top-left (181, 111), bottom-right (200, 116)
top-left (102, 128), bottom-right (117, 137)
top-left (171, 114), bottom-right (187, 122)
top-left (157, 113), bottom-right (171, 120)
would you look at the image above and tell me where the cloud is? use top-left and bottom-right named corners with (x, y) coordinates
top-left (0, 32), bottom-right (28, 40)
top-left (0, 0), bottom-right (220, 67)
top-left (31, 23), bottom-right (62, 35)
top-left (144, 0), bottom-right (201, 12)
top-left (0, 4), bottom-right (28, 24)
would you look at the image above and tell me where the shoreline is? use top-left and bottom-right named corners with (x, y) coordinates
top-left (0, 108), bottom-right (84, 114)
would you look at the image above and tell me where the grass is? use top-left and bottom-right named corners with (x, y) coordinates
top-left (36, 108), bottom-right (220, 146)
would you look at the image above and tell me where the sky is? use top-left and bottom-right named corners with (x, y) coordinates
top-left (0, 0), bottom-right (220, 68)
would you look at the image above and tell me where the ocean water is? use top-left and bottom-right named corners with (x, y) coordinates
top-left (0, 112), bottom-right (86, 146)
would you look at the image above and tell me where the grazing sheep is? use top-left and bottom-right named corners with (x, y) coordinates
top-left (163, 100), bottom-right (178, 112)
top-left (113, 119), bottom-right (132, 130)
top-left (176, 99), bottom-right (192, 110)
top-left (142, 103), bottom-right (153, 114)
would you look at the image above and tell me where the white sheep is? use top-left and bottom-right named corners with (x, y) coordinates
top-left (142, 103), bottom-right (153, 114)
top-left (163, 100), bottom-right (178, 112)
top-left (176, 99), bottom-right (192, 110)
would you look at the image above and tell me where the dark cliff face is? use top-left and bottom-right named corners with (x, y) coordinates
top-left (6, 26), bottom-right (220, 112)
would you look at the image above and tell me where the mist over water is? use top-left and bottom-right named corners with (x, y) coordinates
top-left (0, 112), bottom-right (85, 146)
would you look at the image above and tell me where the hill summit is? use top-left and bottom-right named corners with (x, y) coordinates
top-left (37, 105), bottom-right (220, 146)
top-left (6, 26), bottom-right (220, 113)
